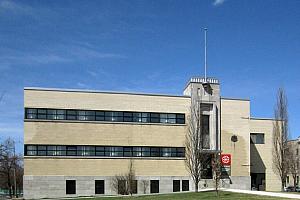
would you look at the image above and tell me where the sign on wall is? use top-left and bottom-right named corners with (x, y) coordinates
top-left (221, 154), bottom-right (231, 178)
top-left (221, 154), bottom-right (231, 166)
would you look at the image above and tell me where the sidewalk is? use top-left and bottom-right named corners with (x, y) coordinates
top-left (222, 188), bottom-right (300, 199)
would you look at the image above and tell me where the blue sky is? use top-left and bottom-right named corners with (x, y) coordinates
top-left (0, 0), bottom-right (299, 153)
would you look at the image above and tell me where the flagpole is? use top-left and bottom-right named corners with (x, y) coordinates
top-left (204, 28), bottom-right (208, 82)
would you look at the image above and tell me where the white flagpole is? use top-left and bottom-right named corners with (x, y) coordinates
top-left (204, 28), bottom-right (208, 82)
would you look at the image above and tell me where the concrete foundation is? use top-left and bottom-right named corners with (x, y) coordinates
top-left (24, 175), bottom-right (251, 199)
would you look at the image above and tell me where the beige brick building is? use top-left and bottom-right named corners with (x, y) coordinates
top-left (23, 77), bottom-right (281, 199)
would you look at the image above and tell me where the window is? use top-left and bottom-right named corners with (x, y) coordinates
top-left (173, 180), bottom-right (180, 192)
top-left (25, 108), bottom-right (37, 119)
top-left (95, 111), bottom-right (105, 121)
top-left (37, 109), bottom-right (47, 119)
top-left (47, 146), bottom-right (56, 156)
top-left (47, 109), bottom-right (56, 120)
top-left (26, 145), bottom-right (37, 155)
top-left (123, 147), bottom-right (132, 157)
top-left (25, 145), bottom-right (185, 158)
top-left (133, 147), bottom-right (142, 157)
top-left (118, 180), bottom-right (127, 195)
top-left (176, 114), bottom-right (185, 124)
top-left (37, 146), bottom-right (46, 156)
top-left (56, 146), bottom-right (66, 156)
top-left (96, 147), bottom-right (105, 156)
top-left (150, 113), bottom-right (160, 123)
top-left (182, 180), bottom-right (189, 191)
top-left (150, 180), bottom-right (159, 193)
top-left (95, 180), bottom-right (104, 194)
top-left (67, 110), bottom-right (77, 120)
top-left (201, 115), bottom-right (210, 149)
top-left (25, 108), bottom-right (185, 124)
top-left (297, 149), bottom-right (299, 156)
top-left (77, 146), bottom-right (95, 156)
top-left (123, 112), bottom-right (133, 122)
top-left (141, 147), bottom-right (150, 157)
top-left (131, 180), bottom-right (138, 194)
top-left (105, 112), bottom-right (123, 122)
top-left (161, 148), bottom-right (172, 157)
top-left (66, 180), bottom-right (76, 194)
top-left (67, 146), bottom-right (77, 156)
top-left (160, 114), bottom-right (176, 124)
top-left (78, 110), bottom-right (95, 121)
top-left (150, 147), bottom-right (160, 157)
top-left (250, 133), bottom-right (265, 144)
top-left (176, 148), bottom-right (185, 157)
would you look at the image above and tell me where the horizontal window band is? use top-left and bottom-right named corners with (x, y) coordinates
top-left (24, 145), bottom-right (185, 158)
top-left (23, 156), bottom-right (186, 160)
top-left (24, 119), bottom-right (186, 126)
top-left (24, 108), bottom-right (185, 125)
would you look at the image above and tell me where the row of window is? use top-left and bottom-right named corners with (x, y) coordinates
top-left (66, 179), bottom-right (189, 195)
top-left (25, 108), bottom-right (185, 124)
top-left (24, 145), bottom-right (185, 158)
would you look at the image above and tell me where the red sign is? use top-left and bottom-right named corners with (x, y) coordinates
top-left (221, 154), bottom-right (231, 166)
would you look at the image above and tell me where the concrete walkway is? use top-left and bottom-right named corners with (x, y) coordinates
top-left (222, 188), bottom-right (300, 199)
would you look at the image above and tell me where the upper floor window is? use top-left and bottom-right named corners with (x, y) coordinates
top-left (250, 133), bottom-right (265, 144)
top-left (24, 108), bottom-right (185, 125)
top-left (24, 144), bottom-right (185, 158)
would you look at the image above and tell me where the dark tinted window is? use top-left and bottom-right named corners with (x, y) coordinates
top-left (25, 108), bottom-right (185, 124)
top-left (66, 180), bottom-right (76, 194)
top-left (150, 180), bottom-right (159, 193)
top-left (173, 180), bottom-right (180, 192)
top-left (250, 133), bottom-right (265, 144)
top-left (25, 145), bottom-right (185, 158)
top-left (182, 180), bottom-right (189, 191)
top-left (95, 180), bottom-right (104, 194)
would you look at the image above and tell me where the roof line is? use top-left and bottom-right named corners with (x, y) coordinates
top-left (250, 117), bottom-right (276, 121)
top-left (24, 87), bottom-right (191, 98)
top-left (221, 97), bottom-right (250, 101)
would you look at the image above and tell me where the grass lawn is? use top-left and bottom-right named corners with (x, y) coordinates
top-left (74, 191), bottom-right (292, 200)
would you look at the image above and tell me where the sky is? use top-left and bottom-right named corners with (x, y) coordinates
top-left (0, 0), bottom-right (299, 153)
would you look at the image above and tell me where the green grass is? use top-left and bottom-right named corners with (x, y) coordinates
top-left (73, 191), bottom-right (292, 200)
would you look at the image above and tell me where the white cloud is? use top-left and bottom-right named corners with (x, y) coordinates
top-left (0, 0), bottom-right (33, 15)
top-left (213, 0), bottom-right (226, 6)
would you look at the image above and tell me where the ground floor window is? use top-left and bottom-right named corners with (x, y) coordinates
top-left (150, 180), bottom-right (159, 193)
top-left (66, 180), bottom-right (76, 194)
top-left (182, 180), bottom-right (189, 191)
top-left (95, 180), bottom-right (104, 194)
top-left (118, 180), bottom-right (127, 195)
top-left (117, 180), bottom-right (137, 194)
top-left (173, 180), bottom-right (180, 192)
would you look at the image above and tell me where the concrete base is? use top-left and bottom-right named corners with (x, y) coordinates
top-left (23, 175), bottom-right (251, 199)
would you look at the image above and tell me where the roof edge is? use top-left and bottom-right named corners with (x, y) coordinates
top-left (24, 87), bottom-right (191, 98)
top-left (221, 97), bottom-right (250, 101)
top-left (250, 117), bottom-right (276, 121)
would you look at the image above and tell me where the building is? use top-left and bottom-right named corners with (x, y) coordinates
top-left (23, 77), bottom-right (281, 199)
top-left (286, 138), bottom-right (300, 187)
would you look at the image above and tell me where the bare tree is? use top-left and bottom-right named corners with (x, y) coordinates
top-left (211, 152), bottom-right (221, 196)
top-left (185, 91), bottom-right (207, 192)
top-left (273, 88), bottom-right (289, 191)
top-left (111, 159), bottom-right (136, 195)
top-left (141, 180), bottom-right (149, 194)
top-left (287, 142), bottom-right (298, 191)
top-left (0, 138), bottom-right (22, 197)
top-left (126, 159), bottom-right (136, 196)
